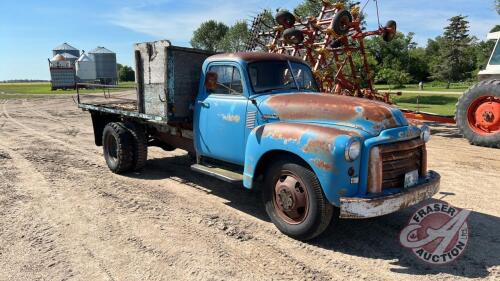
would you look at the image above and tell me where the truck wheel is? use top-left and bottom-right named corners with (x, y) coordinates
top-left (102, 122), bottom-right (134, 173)
top-left (455, 79), bottom-right (500, 148)
top-left (332, 9), bottom-right (352, 36)
top-left (262, 160), bottom-right (334, 241)
top-left (124, 122), bottom-right (148, 171)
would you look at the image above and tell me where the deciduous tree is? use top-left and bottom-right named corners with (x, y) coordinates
top-left (190, 20), bottom-right (229, 52)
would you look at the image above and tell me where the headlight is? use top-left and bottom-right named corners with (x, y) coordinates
top-left (420, 124), bottom-right (431, 143)
top-left (345, 138), bottom-right (361, 161)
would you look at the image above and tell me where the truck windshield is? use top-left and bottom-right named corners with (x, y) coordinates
top-left (248, 61), bottom-right (319, 93)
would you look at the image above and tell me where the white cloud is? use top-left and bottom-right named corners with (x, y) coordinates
top-left (106, 0), bottom-right (298, 46)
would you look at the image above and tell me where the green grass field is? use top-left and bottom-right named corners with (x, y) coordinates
top-left (375, 82), bottom-right (471, 92)
top-left (391, 92), bottom-right (461, 116)
top-left (0, 82), bottom-right (135, 95)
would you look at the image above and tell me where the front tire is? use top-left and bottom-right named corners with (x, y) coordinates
top-left (102, 122), bottom-right (134, 173)
top-left (262, 160), bottom-right (334, 240)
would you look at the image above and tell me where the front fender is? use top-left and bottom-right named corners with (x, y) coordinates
top-left (243, 122), bottom-right (363, 206)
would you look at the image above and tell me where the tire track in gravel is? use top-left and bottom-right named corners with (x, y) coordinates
top-left (0, 144), bottom-right (99, 281)
top-left (0, 131), bottom-right (330, 280)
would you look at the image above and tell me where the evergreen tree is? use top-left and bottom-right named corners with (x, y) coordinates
top-left (431, 15), bottom-right (475, 88)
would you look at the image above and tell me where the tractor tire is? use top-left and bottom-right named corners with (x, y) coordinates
top-left (455, 79), bottom-right (500, 148)
top-left (382, 20), bottom-right (397, 42)
top-left (102, 122), bottom-right (134, 173)
top-left (275, 10), bottom-right (296, 28)
top-left (124, 122), bottom-right (148, 171)
top-left (262, 159), bottom-right (335, 241)
top-left (332, 9), bottom-right (352, 36)
top-left (283, 28), bottom-right (304, 45)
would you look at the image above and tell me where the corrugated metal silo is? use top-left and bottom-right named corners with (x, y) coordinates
top-left (89, 46), bottom-right (117, 84)
top-left (53, 42), bottom-right (80, 58)
top-left (76, 53), bottom-right (96, 82)
top-left (49, 54), bottom-right (76, 90)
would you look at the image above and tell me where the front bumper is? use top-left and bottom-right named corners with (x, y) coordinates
top-left (339, 170), bottom-right (440, 219)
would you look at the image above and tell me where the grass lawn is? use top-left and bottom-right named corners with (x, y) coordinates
top-left (391, 92), bottom-right (461, 116)
top-left (0, 82), bottom-right (135, 95)
top-left (376, 82), bottom-right (472, 92)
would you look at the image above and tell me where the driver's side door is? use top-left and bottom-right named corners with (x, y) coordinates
top-left (195, 63), bottom-right (248, 165)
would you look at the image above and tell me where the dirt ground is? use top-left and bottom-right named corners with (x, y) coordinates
top-left (0, 93), bottom-right (499, 281)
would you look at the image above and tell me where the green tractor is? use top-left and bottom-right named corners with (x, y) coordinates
top-left (456, 31), bottom-right (500, 148)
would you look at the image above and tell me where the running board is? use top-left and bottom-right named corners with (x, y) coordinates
top-left (190, 164), bottom-right (244, 184)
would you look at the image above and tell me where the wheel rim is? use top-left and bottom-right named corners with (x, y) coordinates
top-left (466, 95), bottom-right (500, 135)
top-left (272, 171), bottom-right (309, 225)
top-left (105, 133), bottom-right (118, 162)
top-left (339, 16), bottom-right (350, 33)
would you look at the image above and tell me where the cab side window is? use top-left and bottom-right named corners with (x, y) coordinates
top-left (208, 65), bottom-right (243, 95)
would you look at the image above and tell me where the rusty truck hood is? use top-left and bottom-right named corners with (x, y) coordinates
top-left (259, 93), bottom-right (408, 136)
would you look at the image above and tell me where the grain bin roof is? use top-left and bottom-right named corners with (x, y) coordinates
top-left (77, 53), bottom-right (93, 62)
top-left (89, 46), bottom-right (115, 54)
top-left (53, 42), bottom-right (79, 51)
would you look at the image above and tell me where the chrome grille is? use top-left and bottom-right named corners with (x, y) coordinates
top-left (367, 138), bottom-right (426, 193)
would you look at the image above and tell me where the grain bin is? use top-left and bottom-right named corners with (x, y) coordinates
top-left (52, 42), bottom-right (80, 58)
top-left (89, 46), bottom-right (117, 85)
top-left (49, 54), bottom-right (76, 90)
top-left (76, 53), bottom-right (96, 82)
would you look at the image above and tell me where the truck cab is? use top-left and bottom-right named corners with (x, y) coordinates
top-left (478, 31), bottom-right (500, 81)
top-left (78, 41), bottom-right (440, 241)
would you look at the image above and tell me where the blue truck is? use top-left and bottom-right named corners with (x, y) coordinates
top-left (78, 40), bottom-right (440, 241)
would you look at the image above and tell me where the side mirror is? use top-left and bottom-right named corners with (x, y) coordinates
top-left (205, 71), bottom-right (218, 91)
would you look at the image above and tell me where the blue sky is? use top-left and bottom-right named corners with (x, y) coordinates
top-left (0, 0), bottom-right (497, 80)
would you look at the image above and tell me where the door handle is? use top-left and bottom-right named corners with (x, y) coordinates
top-left (198, 101), bottom-right (210, 108)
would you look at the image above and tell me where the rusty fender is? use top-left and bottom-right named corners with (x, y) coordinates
top-left (243, 122), bottom-right (363, 205)
top-left (340, 171), bottom-right (440, 219)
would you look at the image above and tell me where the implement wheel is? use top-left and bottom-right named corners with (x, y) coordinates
top-left (262, 159), bottom-right (334, 241)
top-left (382, 20), bottom-right (397, 42)
top-left (456, 80), bottom-right (500, 148)
top-left (276, 10), bottom-right (296, 28)
top-left (332, 9), bottom-right (352, 35)
top-left (283, 28), bottom-right (304, 45)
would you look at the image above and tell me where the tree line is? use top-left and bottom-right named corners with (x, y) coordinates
top-left (190, 0), bottom-right (500, 88)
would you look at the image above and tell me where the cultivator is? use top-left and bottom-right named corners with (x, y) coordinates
top-left (246, 0), bottom-right (397, 103)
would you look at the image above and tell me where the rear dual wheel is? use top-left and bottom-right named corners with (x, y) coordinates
top-left (262, 160), bottom-right (336, 241)
top-left (102, 122), bottom-right (148, 173)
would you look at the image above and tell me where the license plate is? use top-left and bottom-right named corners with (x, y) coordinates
top-left (404, 170), bottom-right (419, 188)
